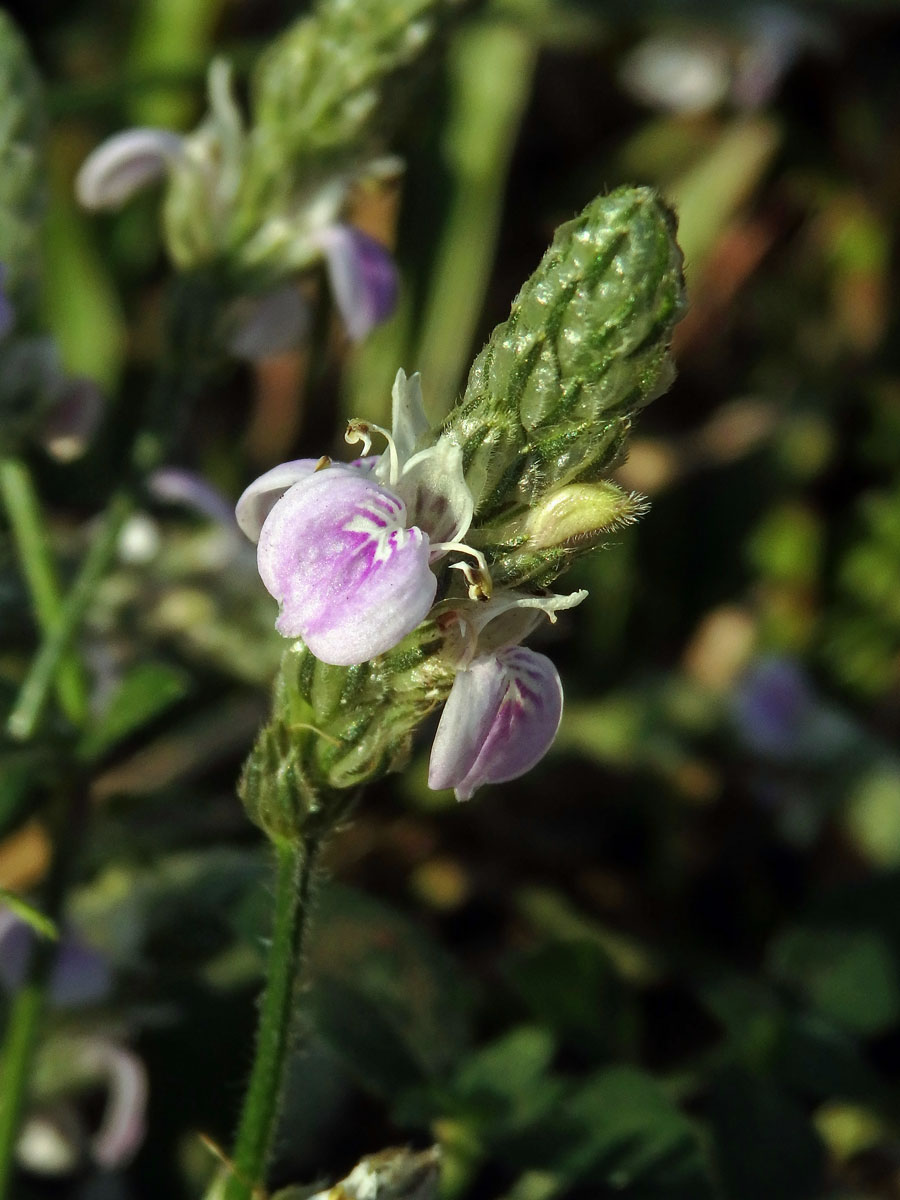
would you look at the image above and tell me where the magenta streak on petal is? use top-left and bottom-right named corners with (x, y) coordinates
top-left (257, 468), bottom-right (436, 665)
top-left (429, 647), bottom-right (564, 800)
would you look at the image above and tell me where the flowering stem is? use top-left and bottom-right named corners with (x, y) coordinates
top-left (6, 272), bottom-right (221, 742)
top-left (0, 783), bottom-right (87, 1200)
top-left (0, 456), bottom-right (89, 727)
top-left (216, 835), bottom-right (322, 1200)
top-left (6, 486), bottom-right (135, 741)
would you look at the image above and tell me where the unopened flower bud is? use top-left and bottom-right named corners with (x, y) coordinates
top-left (523, 481), bottom-right (647, 550)
top-left (472, 481), bottom-right (648, 590)
top-left (250, 0), bottom-right (464, 185)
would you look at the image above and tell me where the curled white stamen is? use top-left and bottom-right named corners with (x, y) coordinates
top-left (434, 541), bottom-right (492, 600)
top-left (450, 561), bottom-right (492, 601)
top-left (345, 419), bottom-right (399, 484)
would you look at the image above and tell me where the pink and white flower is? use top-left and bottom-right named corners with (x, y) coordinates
top-left (426, 588), bottom-right (587, 800)
top-left (428, 645), bottom-right (564, 801)
top-left (237, 370), bottom-right (486, 665)
top-left (75, 75), bottom-right (399, 347)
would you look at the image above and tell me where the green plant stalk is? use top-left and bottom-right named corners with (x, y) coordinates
top-left (414, 21), bottom-right (536, 418)
top-left (0, 784), bottom-right (87, 1200)
top-left (0, 275), bottom-right (221, 1192)
top-left (6, 485), bottom-right (135, 741)
top-left (0, 984), bottom-right (42, 1198)
top-left (0, 456), bottom-right (89, 727)
top-left (215, 835), bottom-right (322, 1200)
top-left (6, 270), bottom-right (220, 743)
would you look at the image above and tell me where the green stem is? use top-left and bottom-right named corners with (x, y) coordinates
top-left (0, 785), bottom-right (87, 1200)
top-left (6, 487), bottom-right (135, 742)
top-left (414, 22), bottom-right (536, 418)
top-left (6, 269), bottom-right (219, 743)
top-left (0, 986), bottom-right (42, 1198)
top-left (0, 274), bottom-right (221, 1194)
top-left (0, 456), bottom-right (90, 729)
top-left (218, 836), bottom-right (321, 1200)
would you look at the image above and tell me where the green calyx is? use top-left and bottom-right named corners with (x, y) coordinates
top-left (240, 623), bottom-right (457, 844)
top-left (443, 186), bottom-right (686, 523)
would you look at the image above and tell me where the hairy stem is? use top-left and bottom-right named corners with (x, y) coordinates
top-left (0, 456), bottom-right (88, 726)
top-left (215, 836), bottom-right (322, 1200)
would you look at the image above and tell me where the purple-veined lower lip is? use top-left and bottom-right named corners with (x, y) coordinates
top-left (256, 467), bottom-right (437, 664)
top-left (428, 645), bottom-right (564, 800)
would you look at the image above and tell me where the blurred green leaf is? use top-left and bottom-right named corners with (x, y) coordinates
top-left (709, 1068), bottom-right (825, 1200)
top-left (775, 1014), bottom-right (883, 1105)
top-left (507, 1067), bottom-right (714, 1199)
top-left (0, 888), bottom-right (57, 939)
top-left (80, 660), bottom-right (190, 760)
top-left (0, 10), bottom-right (46, 317)
top-left (305, 976), bottom-right (428, 1098)
top-left (42, 133), bottom-right (126, 389)
top-left (0, 744), bottom-right (44, 836)
top-left (305, 884), bottom-right (472, 1089)
top-left (504, 938), bottom-right (636, 1058)
top-left (843, 766), bottom-right (900, 867)
top-left (516, 887), bottom-right (662, 986)
top-left (70, 848), bottom-right (267, 971)
top-left (413, 20), bottom-right (536, 417)
top-left (664, 116), bottom-right (779, 274)
top-left (768, 925), bottom-right (900, 1037)
top-left (127, 0), bottom-right (224, 129)
top-left (449, 1026), bottom-right (562, 1135)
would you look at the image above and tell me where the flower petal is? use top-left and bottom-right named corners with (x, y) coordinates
top-left (257, 468), bottom-right (436, 664)
top-left (428, 656), bottom-right (508, 793)
top-left (75, 128), bottom-right (184, 211)
top-left (0, 912), bottom-right (111, 1008)
top-left (429, 646), bottom-right (564, 800)
top-left (316, 224), bottom-right (399, 342)
top-left (150, 468), bottom-right (238, 528)
top-left (396, 438), bottom-right (474, 549)
top-left (390, 368), bottom-right (431, 466)
top-left (236, 458), bottom-right (377, 542)
top-left (76, 1038), bottom-right (148, 1168)
top-left (236, 460), bottom-right (321, 542)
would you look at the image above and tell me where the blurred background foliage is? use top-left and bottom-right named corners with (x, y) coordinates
top-left (3, 0), bottom-right (900, 1197)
